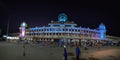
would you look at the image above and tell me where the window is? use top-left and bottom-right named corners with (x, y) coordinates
top-left (72, 29), bottom-right (74, 31)
top-left (53, 25), bottom-right (59, 27)
top-left (63, 29), bottom-right (64, 31)
top-left (75, 29), bottom-right (77, 31)
top-left (65, 25), bottom-right (71, 27)
top-left (50, 29), bottom-right (52, 31)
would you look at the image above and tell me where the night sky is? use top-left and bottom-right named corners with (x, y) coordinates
top-left (0, 0), bottom-right (120, 37)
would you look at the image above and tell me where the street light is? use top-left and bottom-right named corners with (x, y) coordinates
top-left (23, 41), bottom-right (26, 56)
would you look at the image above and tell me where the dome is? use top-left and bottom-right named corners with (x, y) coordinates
top-left (20, 22), bottom-right (28, 27)
top-left (58, 13), bottom-right (68, 22)
top-left (99, 23), bottom-right (106, 30)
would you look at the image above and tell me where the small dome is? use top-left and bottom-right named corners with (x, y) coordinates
top-left (58, 13), bottom-right (68, 22)
top-left (99, 23), bottom-right (106, 30)
top-left (20, 22), bottom-right (28, 27)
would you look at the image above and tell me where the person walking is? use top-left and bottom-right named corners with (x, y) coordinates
top-left (76, 46), bottom-right (81, 60)
top-left (63, 45), bottom-right (67, 60)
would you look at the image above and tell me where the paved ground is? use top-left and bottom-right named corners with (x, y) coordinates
top-left (0, 41), bottom-right (120, 60)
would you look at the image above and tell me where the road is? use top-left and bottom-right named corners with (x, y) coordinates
top-left (0, 41), bottom-right (120, 60)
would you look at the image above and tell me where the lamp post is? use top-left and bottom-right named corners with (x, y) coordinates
top-left (23, 39), bottom-right (28, 56)
top-left (23, 41), bottom-right (25, 56)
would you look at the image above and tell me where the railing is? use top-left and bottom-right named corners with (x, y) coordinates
top-left (28, 35), bottom-right (93, 39)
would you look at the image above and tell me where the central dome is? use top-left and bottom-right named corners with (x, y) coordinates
top-left (58, 13), bottom-right (68, 22)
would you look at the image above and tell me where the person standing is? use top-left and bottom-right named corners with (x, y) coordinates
top-left (63, 45), bottom-right (67, 60)
top-left (76, 46), bottom-right (81, 60)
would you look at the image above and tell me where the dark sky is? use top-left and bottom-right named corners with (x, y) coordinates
top-left (0, 0), bottom-right (120, 37)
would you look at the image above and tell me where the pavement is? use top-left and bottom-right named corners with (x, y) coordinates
top-left (0, 41), bottom-right (120, 60)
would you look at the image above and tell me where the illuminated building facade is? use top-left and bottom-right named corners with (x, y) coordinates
top-left (21, 13), bottom-right (107, 45)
